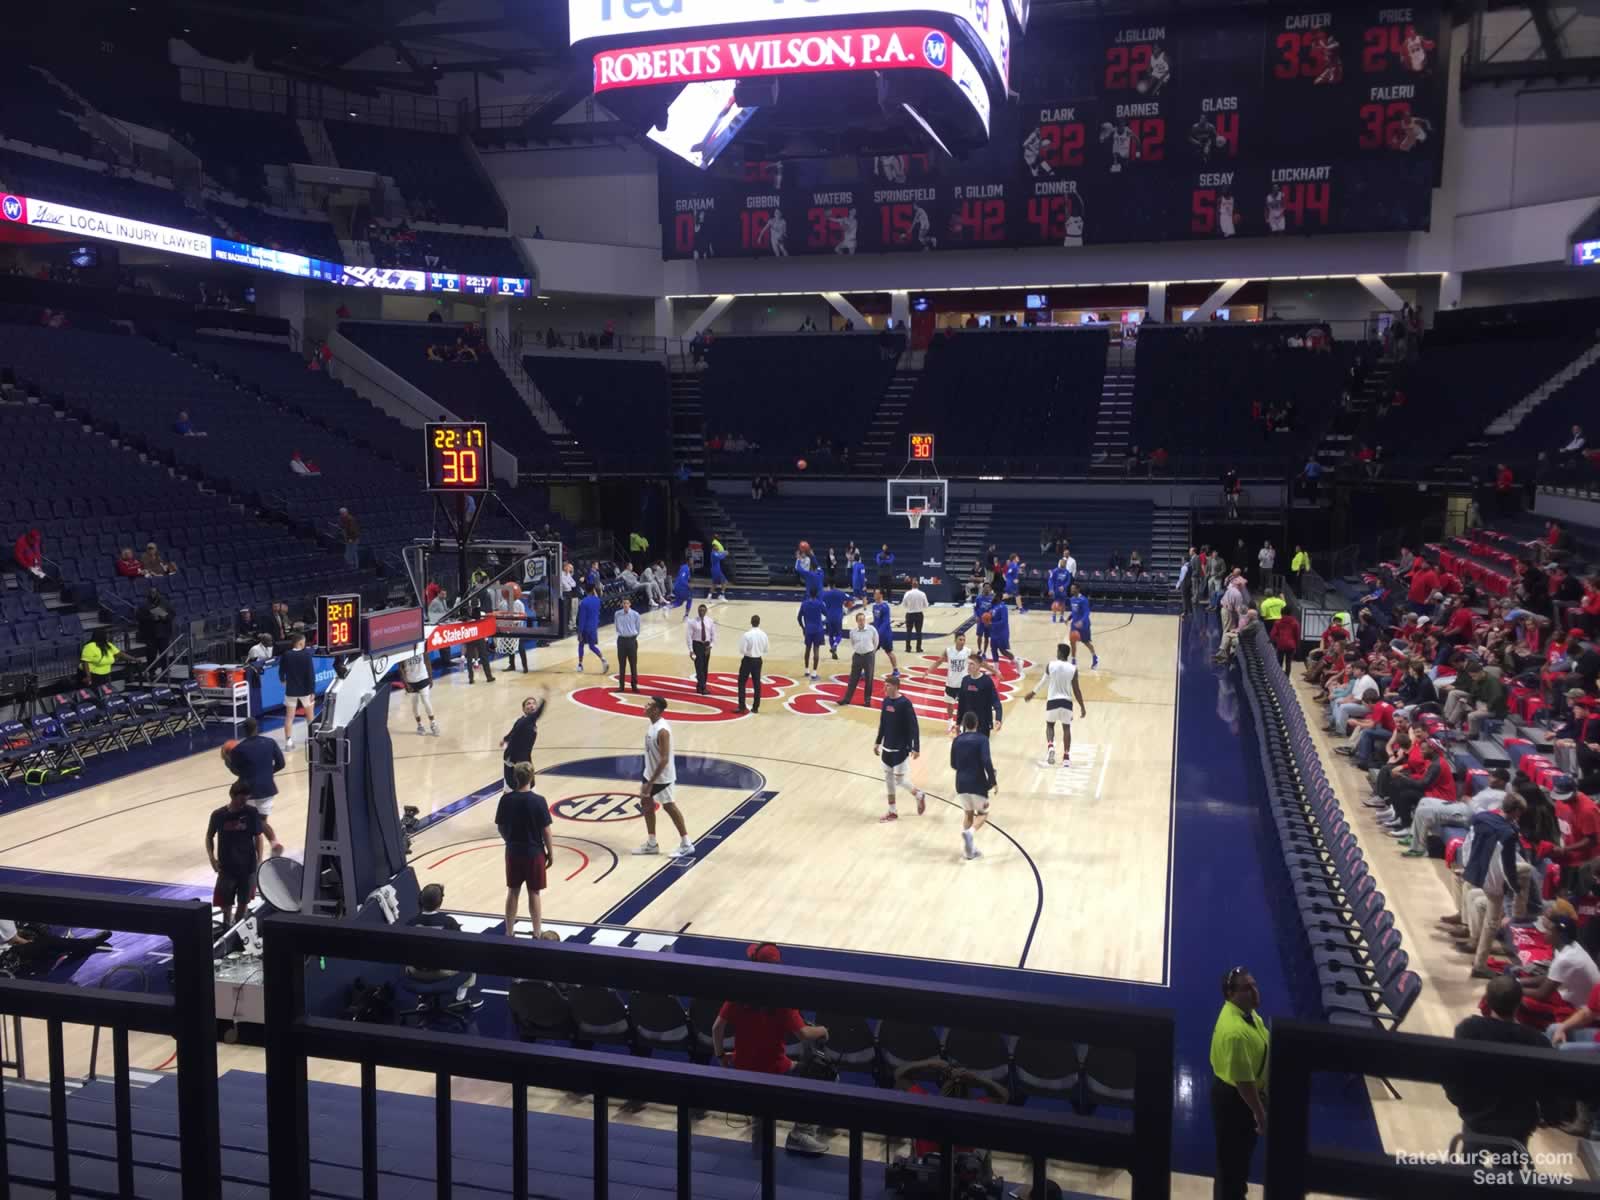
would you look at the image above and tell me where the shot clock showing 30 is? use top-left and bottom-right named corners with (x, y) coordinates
top-left (425, 422), bottom-right (490, 492)
top-left (316, 594), bottom-right (362, 655)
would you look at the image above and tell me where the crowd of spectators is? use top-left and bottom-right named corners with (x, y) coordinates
top-left (424, 326), bottom-right (487, 364)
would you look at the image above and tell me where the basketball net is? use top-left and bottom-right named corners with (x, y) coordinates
top-left (907, 506), bottom-right (925, 531)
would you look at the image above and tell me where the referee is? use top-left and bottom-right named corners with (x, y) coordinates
top-left (613, 596), bottom-right (641, 692)
top-left (1209, 966), bottom-right (1269, 1200)
top-left (735, 614), bottom-right (768, 714)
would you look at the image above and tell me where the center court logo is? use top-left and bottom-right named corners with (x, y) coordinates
top-left (786, 653), bottom-right (1030, 719)
top-left (1, 196), bottom-right (22, 222)
top-left (570, 671), bottom-right (797, 721)
top-left (554, 791), bottom-right (645, 822)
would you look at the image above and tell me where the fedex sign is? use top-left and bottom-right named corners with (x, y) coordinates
top-left (570, 0), bottom-right (1008, 88)
top-left (595, 26), bottom-right (952, 91)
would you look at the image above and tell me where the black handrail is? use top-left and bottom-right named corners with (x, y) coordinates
top-left (262, 914), bottom-right (1175, 1200)
top-left (1266, 1018), bottom-right (1600, 1198)
top-left (0, 886), bottom-right (219, 1200)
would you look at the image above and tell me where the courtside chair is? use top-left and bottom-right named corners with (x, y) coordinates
top-left (1012, 1039), bottom-right (1081, 1106)
top-left (876, 1021), bottom-right (944, 1085)
top-left (629, 992), bottom-right (694, 1059)
top-left (813, 1011), bottom-right (878, 1077)
top-left (1080, 1046), bottom-right (1138, 1112)
top-left (508, 979), bottom-right (577, 1044)
top-left (942, 1028), bottom-right (1012, 1085)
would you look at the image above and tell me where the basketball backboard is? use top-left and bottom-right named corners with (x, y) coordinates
top-left (886, 477), bottom-right (948, 518)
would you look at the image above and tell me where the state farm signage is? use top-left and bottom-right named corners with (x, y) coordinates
top-left (425, 618), bottom-right (497, 650)
top-left (594, 26), bottom-right (952, 91)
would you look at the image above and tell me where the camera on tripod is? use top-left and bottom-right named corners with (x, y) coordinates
top-left (885, 1150), bottom-right (1001, 1199)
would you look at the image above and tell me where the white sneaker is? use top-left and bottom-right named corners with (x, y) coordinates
top-left (415, 724), bottom-right (426, 736)
top-left (964, 846), bottom-right (983, 861)
top-left (1046, 746), bottom-right (1056, 765)
top-left (576, 663), bottom-right (585, 673)
top-left (632, 840), bottom-right (660, 856)
top-left (429, 722), bottom-right (440, 737)
top-left (785, 1130), bottom-right (827, 1156)
top-left (285, 740), bottom-right (294, 752)
top-left (669, 841), bottom-right (696, 859)
top-left (1062, 755), bottom-right (1071, 767)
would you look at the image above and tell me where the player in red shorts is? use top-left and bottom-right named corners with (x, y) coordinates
top-left (496, 762), bottom-right (553, 938)
top-left (206, 780), bottom-right (279, 930)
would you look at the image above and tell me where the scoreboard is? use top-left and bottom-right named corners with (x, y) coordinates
top-left (659, 5), bottom-right (1445, 257)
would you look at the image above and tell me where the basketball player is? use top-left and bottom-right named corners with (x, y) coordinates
top-left (1189, 114), bottom-right (1225, 163)
top-left (278, 631), bottom-right (317, 751)
top-left (500, 694), bottom-right (547, 788)
top-left (762, 208), bottom-right (789, 256)
top-left (1023, 126), bottom-right (1055, 178)
top-left (957, 653), bottom-right (1003, 736)
top-left (829, 208), bottom-right (859, 254)
top-left (673, 562), bottom-right (693, 620)
top-left (1063, 203), bottom-right (1085, 248)
top-left (709, 545), bottom-right (729, 601)
top-left (575, 585), bottom-right (610, 674)
top-left (1265, 184), bottom-right (1287, 234)
top-left (876, 154), bottom-right (908, 184)
top-left (496, 762), bottom-right (552, 938)
top-left (1104, 121), bottom-right (1139, 172)
top-left (874, 673), bottom-right (926, 822)
top-left (797, 591), bottom-right (827, 680)
top-left (1402, 26), bottom-right (1434, 72)
top-left (1025, 643), bottom-right (1088, 766)
top-left (950, 712), bottom-right (997, 861)
top-left (1218, 187), bottom-right (1237, 238)
top-left (911, 203), bottom-right (937, 251)
top-left (821, 581), bottom-right (850, 660)
top-left (987, 593), bottom-right (1015, 664)
top-left (691, 209), bottom-right (714, 259)
top-left (850, 555), bottom-right (868, 604)
top-left (1388, 115), bottom-right (1432, 152)
top-left (1146, 44), bottom-right (1171, 94)
top-left (973, 586), bottom-right (993, 658)
top-left (1003, 554), bottom-right (1025, 614)
top-left (942, 631), bottom-right (972, 732)
top-left (872, 589), bottom-right (900, 673)
top-left (1312, 30), bottom-right (1343, 84)
top-left (401, 652), bottom-right (439, 736)
top-left (635, 696), bottom-right (695, 858)
top-left (1048, 559), bottom-right (1072, 624)
top-left (1068, 583), bottom-right (1099, 670)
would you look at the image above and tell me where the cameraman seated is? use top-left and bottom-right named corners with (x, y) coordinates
top-left (709, 942), bottom-right (830, 1156)
top-left (0, 919), bottom-right (111, 976)
top-left (888, 1057), bottom-right (1010, 1198)
top-left (403, 884), bottom-right (480, 1009)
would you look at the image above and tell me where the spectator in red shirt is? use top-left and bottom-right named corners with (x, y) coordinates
top-left (114, 547), bottom-right (143, 578)
top-left (1553, 777), bottom-right (1600, 889)
top-left (12, 528), bottom-right (44, 582)
top-left (1338, 693), bottom-right (1395, 764)
top-left (710, 942), bottom-right (830, 1156)
top-left (1408, 562), bottom-right (1439, 609)
top-left (1494, 462), bottom-right (1517, 515)
top-left (1269, 606), bottom-right (1301, 674)
top-left (1304, 617), bottom-right (1349, 684)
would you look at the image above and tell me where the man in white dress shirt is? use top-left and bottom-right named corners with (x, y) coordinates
top-left (736, 614), bottom-right (769, 714)
top-left (901, 583), bottom-right (929, 653)
top-left (839, 611), bottom-right (881, 709)
top-left (686, 604), bottom-right (717, 695)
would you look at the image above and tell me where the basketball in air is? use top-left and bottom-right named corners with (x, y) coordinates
top-left (797, 540), bottom-right (812, 557)
top-left (796, 458), bottom-right (808, 471)
top-left (981, 612), bottom-right (994, 626)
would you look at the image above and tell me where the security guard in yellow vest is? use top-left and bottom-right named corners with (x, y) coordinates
top-left (1209, 966), bottom-right (1270, 1200)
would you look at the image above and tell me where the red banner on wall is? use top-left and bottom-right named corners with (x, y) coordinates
top-left (425, 617), bottom-right (497, 650)
top-left (593, 26), bottom-right (954, 92)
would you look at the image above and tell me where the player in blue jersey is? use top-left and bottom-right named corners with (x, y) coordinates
top-left (673, 562), bottom-right (692, 621)
top-left (1069, 583), bottom-right (1098, 669)
top-left (1003, 554), bottom-right (1025, 614)
top-left (973, 586), bottom-right (993, 657)
top-left (797, 594), bottom-right (827, 680)
top-left (1047, 558), bottom-right (1073, 623)
top-left (709, 545), bottom-right (729, 601)
top-left (871, 588), bottom-right (900, 673)
top-left (987, 593), bottom-right (1015, 663)
top-left (821, 585), bottom-right (850, 660)
top-left (850, 556), bottom-right (868, 603)
top-left (794, 541), bottom-right (823, 597)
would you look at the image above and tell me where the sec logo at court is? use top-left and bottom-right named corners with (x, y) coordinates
top-left (554, 791), bottom-right (645, 823)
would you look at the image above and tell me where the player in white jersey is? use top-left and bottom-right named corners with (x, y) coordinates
top-left (1265, 185), bottom-right (1286, 233)
top-left (1023, 642), bottom-right (1087, 766)
top-left (1104, 123), bottom-right (1138, 172)
top-left (829, 208), bottom-right (859, 254)
top-left (634, 696), bottom-right (695, 858)
top-left (400, 653), bottom-right (439, 736)
top-left (1023, 127), bottom-right (1054, 178)
top-left (1218, 188), bottom-right (1236, 238)
top-left (762, 208), bottom-right (789, 256)
top-left (876, 154), bottom-right (908, 184)
top-left (940, 631), bottom-right (973, 732)
top-left (1403, 29), bottom-right (1433, 72)
top-left (1146, 45), bottom-right (1171, 94)
top-left (911, 203), bottom-right (937, 250)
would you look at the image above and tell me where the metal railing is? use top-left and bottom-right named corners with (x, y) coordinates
top-left (0, 886), bottom-right (219, 1199)
top-left (1266, 1018), bottom-right (1600, 1198)
top-left (262, 915), bottom-right (1176, 1200)
top-left (518, 329), bottom-right (690, 361)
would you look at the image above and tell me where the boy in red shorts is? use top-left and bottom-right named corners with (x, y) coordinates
top-left (206, 781), bottom-right (276, 930)
top-left (496, 762), bottom-right (552, 938)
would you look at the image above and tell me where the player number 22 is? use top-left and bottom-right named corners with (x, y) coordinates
top-left (1104, 44), bottom-right (1152, 89)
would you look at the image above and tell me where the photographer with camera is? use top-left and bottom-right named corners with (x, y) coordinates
top-left (889, 1056), bottom-right (1011, 1198)
top-left (709, 942), bottom-right (831, 1156)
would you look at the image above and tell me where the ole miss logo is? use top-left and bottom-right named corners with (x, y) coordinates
top-left (1, 196), bottom-right (23, 223)
top-left (570, 672), bottom-right (797, 722)
top-left (785, 654), bottom-right (1031, 719)
top-left (554, 791), bottom-right (645, 823)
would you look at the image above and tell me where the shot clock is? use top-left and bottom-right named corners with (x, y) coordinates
top-left (424, 422), bottom-right (490, 492)
top-left (316, 594), bottom-right (362, 654)
top-left (909, 433), bottom-right (936, 462)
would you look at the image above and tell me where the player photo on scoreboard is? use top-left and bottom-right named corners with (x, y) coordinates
top-left (1261, 164), bottom-right (1337, 235)
top-left (1098, 97), bottom-right (1166, 175)
top-left (1182, 165), bottom-right (1265, 240)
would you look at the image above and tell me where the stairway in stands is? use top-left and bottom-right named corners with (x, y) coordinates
top-left (1309, 358), bottom-right (1391, 473)
top-left (681, 495), bottom-right (768, 583)
top-left (1089, 351), bottom-right (1135, 472)
top-left (1150, 505), bottom-right (1192, 573)
top-left (669, 369), bottom-right (707, 476)
top-left (858, 369), bottom-right (919, 472)
top-left (945, 502), bottom-right (993, 576)
top-left (1485, 336), bottom-right (1600, 436)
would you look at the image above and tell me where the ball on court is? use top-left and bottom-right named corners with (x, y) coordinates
top-left (796, 458), bottom-right (808, 471)
top-left (981, 612), bottom-right (993, 626)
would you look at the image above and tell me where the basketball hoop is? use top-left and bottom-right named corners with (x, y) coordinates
top-left (907, 506), bottom-right (925, 531)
